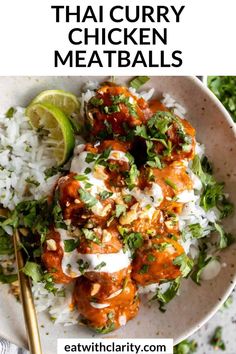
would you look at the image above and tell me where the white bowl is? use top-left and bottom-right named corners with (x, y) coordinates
top-left (1, 76), bottom-right (236, 353)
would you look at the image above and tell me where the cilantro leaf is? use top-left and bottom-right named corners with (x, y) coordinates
top-left (82, 228), bottom-right (101, 245)
top-left (191, 252), bottom-right (213, 284)
top-left (64, 239), bottom-right (79, 252)
top-left (210, 326), bottom-right (226, 351)
top-left (0, 234), bottom-right (14, 255)
top-left (5, 107), bottom-right (16, 118)
top-left (214, 223), bottom-right (235, 249)
top-left (188, 223), bottom-right (203, 239)
top-left (173, 253), bottom-right (194, 277)
top-left (99, 191), bottom-right (113, 200)
top-left (151, 278), bottom-right (181, 312)
top-left (94, 261), bottom-right (106, 271)
top-left (79, 189), bottom-right (97, 209)
top-left (208, 76), bottom-right (236, 122)
top-left (119, 228), bottom-right (143, 253)
top-left (22, 261), bottom-right (43, 282)
top-left (115, 204), bottom-right (126, 218)
top-left (126, 164), bottom-right (139, 190)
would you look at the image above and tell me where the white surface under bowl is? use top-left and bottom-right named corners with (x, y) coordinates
top-left (0, 76), bottom-right (236, 353)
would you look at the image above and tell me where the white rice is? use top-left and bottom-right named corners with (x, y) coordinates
top-left (0, 107), bottom-right (60, 211)
top-left (0, 85), bottom-right (224, 326)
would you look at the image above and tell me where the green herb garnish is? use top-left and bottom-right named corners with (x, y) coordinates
top-left (174, 339), bottom-right (197, 354)
top-left (210, 326), bottom-right (226, 351)
top-left (94, 261), bottom-right (106, 271)
top-left (99, 191), bottom-right (113, 200)
top-left (115, 204), bottom-right (126, 218)
top-left (22, 261), bottom-right (43, 282)
top-left (130, 76), bottom-right (150, 90)
top-left (139, 264), bottom-right (149, 274)
top-left (151, 278), bottom-right (180, 312)
top-left (82, 228), bottom-right (101, 245)
top-left (64, 239), bottom-right (79, 252)
top-left (5, 107), bottom-right (16, 118)
top-left (173, 253), bottom-right (194, 277)
top-left (191, 252), bottom-right (213, 285)
top-left (208, 76), bottom-right (236, 122)
top-left (79, 189), bottom-right (97, 209)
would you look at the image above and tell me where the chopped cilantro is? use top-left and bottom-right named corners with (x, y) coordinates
top-left (0, 234), bottom-right (14, 255)
top-left (64, 239), bottom-right (79, 252)
top-left (115, 204), bottom-right (127, 218)
top-left (139, 264), bottom-right (149, 274)
top-left (126, 164), bottom-right (139, 190)
top-left (90, 96), bottom-right (104, 107)
top-left (99, 191), bottom-right (113, 200)
top-left (222, 295), bottom-right (233, 310)
top-left (123, 195), bottom-right (132, 203)
top-left (74, 175), bottom-right (88, 181)
top-left (130, 76), bottom-right (150, 90)
top-left (79, 189), bottom-right (97, 209)
top-left (22, 261), bottom-right (43, 282)
top-left (210, 326), bottom-right (226, 351)
top-left (188, 223), bottom-right (203, 239)
top-left (201, 182), bottom-right (224, 211)
top-left (44, 166), bottom-right (62, 179)
top-left (192, 155), bottom-right (234, 218)
top-left (214, 223), bottom-right (235, 249)
top-left (82, 228), bottom-right (101, 245)
top-left (25, 177), bottom-right (40, 187)
top-left (5, 107), bottom-right (16, 118)
top-left (151, 278), bottom-right (180, 312)
top-left (77, 259), bottom-right (90, 274)
top-left (135, 125), bottom-right (148, 139)
top-left (153, 242), bottom-right (171, 252)
top-left (146, 141), bottom-right (162, 169)
top-left (0, 265), bottom-right (17, 284)
top-left (52, 203), bottom-right (67, 230)
top-left (84, 167), bottom-right (92, 174)
top-left (165, 178), bottom-right (177, 190)
top-left (120, 229), bottom-right (143, 253)
top-left (173, 253), bottom-right (194, 277)
top-left (94, 261), bottom-right (106, 271)
top-left (191, 252), bottom-right (213, 284)
top-left (208, 76), bottom-right (236, 122)
top-left (174, 339), bottom-right (197, 354)
top-left (111, 94), bottom-right (138, 118)
top-left (85, 153), bottom-right (97, 163)
top-left (147, 254), bottom-right (156, 262)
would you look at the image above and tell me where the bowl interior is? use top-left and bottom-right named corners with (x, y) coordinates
top-left (1, 76), bottom-right (236, 352)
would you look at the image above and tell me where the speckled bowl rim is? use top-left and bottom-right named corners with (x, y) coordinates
top-left (0, 76), bottom-right (236, 350)
top-left (175, 76), bottom-right (236, 344)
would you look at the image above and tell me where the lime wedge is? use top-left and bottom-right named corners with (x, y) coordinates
top-left (25, 102), bottom-right (75, 165)
top-left (31, 90), bottom-right (80, 117)
top-left (31, 90), bottom-right (81, 132)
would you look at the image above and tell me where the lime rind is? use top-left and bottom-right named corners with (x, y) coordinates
top-left (30, 89), bottom-right (80, 117)
top-left (25, 102), bottom-right (75, 165)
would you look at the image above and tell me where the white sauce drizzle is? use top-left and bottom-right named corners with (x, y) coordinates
top-left (90, 302), bottom-right (110, 309)
top-left (129, 183), bottom-right (163, 209)
top-left (57, 229), bottom-right (131, 278)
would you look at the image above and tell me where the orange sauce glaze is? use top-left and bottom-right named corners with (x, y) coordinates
top-left (41, 84), bottom-right (197, 332)
top-left (41, 229), bottom-right (72, 284)
top-left (131, 236), bottom-right (184, 286)
top-left (89, 85), bottom-right (153, 137)
top-left (73, 276), bottom-right (140, 331)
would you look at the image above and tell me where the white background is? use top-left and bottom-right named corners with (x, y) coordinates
top-left (0, 0), bottom-right (235, 75)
